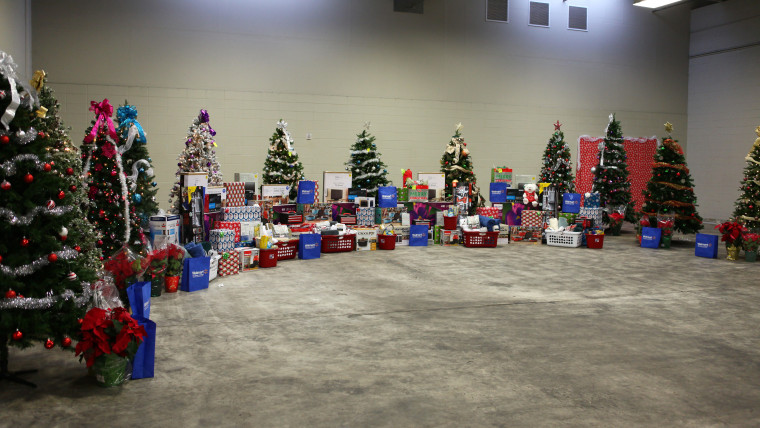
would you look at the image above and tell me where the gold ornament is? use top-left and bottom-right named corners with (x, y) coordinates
top-left (35, 106), bottom-right (48, 118)
top-left (664, 122), bottom-right (673, 134)
top-left (30, 70), bottom-right (46, 91)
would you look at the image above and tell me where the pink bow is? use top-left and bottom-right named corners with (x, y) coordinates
top-left (83, 99), bottom-right (118, 143)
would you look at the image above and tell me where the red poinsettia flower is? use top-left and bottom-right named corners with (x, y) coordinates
top-left (75, 307), bottom-right (147, 367)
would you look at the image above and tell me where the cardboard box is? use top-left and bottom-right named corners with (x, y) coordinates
top-left (394, 225), bottom-right (410, 246)
top-left (440, 228), bottom-right (461, 246)
top-left (235, 247), bottom-right (260, 270)
top-left (181, 172), bottom-right (208, 188)
top-left (204, 186), bottom-right (225, 213)
top-left (355, 227), bottom-right (378, 251)
top-left (149, 214), bottom-right (180, 247)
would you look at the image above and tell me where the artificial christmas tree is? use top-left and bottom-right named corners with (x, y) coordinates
top-left (81, 99), bottom-right (146, 259)
top-left (0, 58), bottom-right (99, 386)
top-left (344, 123), bottom-right (390, 196)
top-left (592, 114), bottom-right (635, 223)
top-left (538, 120), bottom-right (575, 194)
top-left (440, 123), bottom-right (484, 213)
top-left (167, 109), bottom-right (222, 213)
top-left (262, 119), bottom-right (304, 201)
top-left (641, 122), bottom-right (703, 234)
top-left (733, 125), bottom-right (760, 231)
top-left (116, 102), bottom-right (158, 230)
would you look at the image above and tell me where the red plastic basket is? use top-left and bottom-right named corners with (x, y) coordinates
top-left (443, 216), bottom-right (458, 230)
top-left (462, 230), bottom-right (499, 248)
top-left (321, 234), bottom-right (356, 253)
top-left (377, 234), bottom-right (396, 250)
top-left (276, 239), bottom-right (299, 260)
top-left (260, 248), bottom-right (278, 268)
top-left (586, 234), bottom-right (604, 249)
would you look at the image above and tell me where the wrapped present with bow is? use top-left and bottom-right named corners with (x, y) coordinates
top-left (209, 229), bottom-right (235, 252)
top-left (558, 212), bottom-right (577, 225)
top-left (223, 182), bottom-right (246, 207)
top-left (222, 205), bottom-right (259, 222)
top-left (476, 206), bottom-right (502, 219)
top-left (218, 251), bottom-right (240, 277)
top-left (213, 221), bottom-right (241, 242)
top-left (521, 210), bottom-right (543, 228)
top-left (583, 192), bottom-right (601, 208)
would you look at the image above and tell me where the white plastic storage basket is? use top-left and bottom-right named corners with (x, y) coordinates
top-left (546, 231), bottom-right (582, 248)
top-left (208, 251), bottom-right (222, 281)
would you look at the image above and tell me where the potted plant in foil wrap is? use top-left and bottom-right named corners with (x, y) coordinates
top-left (716, 220), bottom-right (746, 261)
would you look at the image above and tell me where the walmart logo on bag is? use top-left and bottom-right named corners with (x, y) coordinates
top-left (381, 193), bottom-right (393, 200)
top-left (643, 235), bottom-right (655, 241)
top-left (304, 243), bottom-right (317, 250)
top-left (412, 233), bottom-right (425, 239)
top-left (192, 269), bottom-right (208, 278)
top-left (697, 242), bottom-right (711, 248)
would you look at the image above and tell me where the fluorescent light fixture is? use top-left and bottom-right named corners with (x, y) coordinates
top-left (634, 0), bottom-right (686, 8)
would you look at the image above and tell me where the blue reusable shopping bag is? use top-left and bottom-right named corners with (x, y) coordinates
top-left (298, 233), bottom-right (321, 259)
top-left (640, 227), bottom-right (661, 249)
top-left (695, 233), bottom-right (719, 258)
top-left (562, 193), bottom-right (581, 214)
top-left (378, 186), bottom-right (398, 208)
top-left (489, 182), bottom-right (508, 203)
top-left (126, 281), bottom-right (151, 319)
top-left (297, 181), bottom-right (316, 204)
top-left (409, 224), bottom-right (429, 247)
top-left (180, 256), bottom-right (210, 292)
top-left (131, 317), bottom-right (156, 380)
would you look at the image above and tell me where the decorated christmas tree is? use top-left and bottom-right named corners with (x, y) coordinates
top-left (81, 99), bottom-right (146, 259)
top-left (641, 122), bottom-right (703, 234)
top-left (733, 125), bottom-right (760, 230)
top-left (344, 123), bottom-right (390, 196)
top-left (167, 109), bottom-right (222, 213)
top-left (116, 102), bottom-right (158, 230)
top-left (538, 120), bottom-right (575, 194)
top-left (262, 119), bottom-right (304, 201)
top-left (0, 58), bottom-right (99, 385)
top-left (592, 114), bottom-right (635, 222)
top-left (440, 123), bottom-right (484, 213)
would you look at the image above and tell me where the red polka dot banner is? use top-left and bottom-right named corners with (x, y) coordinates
top-left (575, 136), bottom-right (658, 212)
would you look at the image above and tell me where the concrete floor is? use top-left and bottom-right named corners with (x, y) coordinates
top-left (2, 230), bottom-right (759, 427)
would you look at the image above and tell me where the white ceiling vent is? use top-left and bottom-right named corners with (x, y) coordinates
top-left (394, 0), bottom-right (423, 14)
top-left (486, 0), bottom-right (509, 23)
top-left (529, 1), bottom-right (550, 27)
top-left (568, 6), bottom-right (588, 31)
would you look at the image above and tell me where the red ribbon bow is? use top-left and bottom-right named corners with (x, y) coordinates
top-left (83, 99), bottom-right (119, 143)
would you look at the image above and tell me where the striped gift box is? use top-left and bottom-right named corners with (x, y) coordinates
top-left (224, 182), bottom-right (246, 207)
top-left (214, 221), bottom-right (241, 242)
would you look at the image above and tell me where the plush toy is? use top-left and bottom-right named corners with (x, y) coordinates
top-left (402, 169), bottom-right (413, 187)
top-left (522, 183), bottom-right (539, 209)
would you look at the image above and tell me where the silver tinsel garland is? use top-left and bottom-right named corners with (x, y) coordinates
top-left (0, 127), bottom-right (37, 145)
top-left (0, 280), bottom-right (93, 310)
top-left (0, 247), bottom-right (79, 277)
top-left (0, 205), bottom-right (74, 225)
top-left (1, 152), bottom-right (51, 176)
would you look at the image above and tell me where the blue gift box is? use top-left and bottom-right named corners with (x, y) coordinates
top-left (181, 256), bottom-right (210, 292)
top-left (126, 281), bottom-right (151, 319)
top-left (641, 227), bottom-right (661, 249)
top-left (409, 224), bottom-right (429, 247)
top-left (297, 181), bottom-right (316, 204)
top-left (131, 317), bottom-right (156, 379)
top-left (298, 233), bottom-right (321, 259)
top-left (489, 182), bottom-right (508, 203)
top-left (584, 192), bottom-right (600, 208)
top-left (378, 186), bottom-right (398, 208)
top-left (562, 193), bottom-right (581, 214)
top-left (695, 233), bottom-right (719, 258)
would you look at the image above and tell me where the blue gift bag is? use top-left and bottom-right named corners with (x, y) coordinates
top-left (641, 227), bottom-right (661, 249)
top-left (562, 193), bottom-right (581, 214)
top-left (181, 256), bottom-right (210, 292)
top-left (489, 182), bottom-right (508, 203)
top-left (297, 181), bottom-right (316, 204)
top-left (298, 233), bottom-right (321, 259)
top-left (131, 317), bottom-right (156, 380)
top-left (378, 186), bottom-right (397, 208)
top-left (409, 224), bottom-right (429, 247)
top-left (126, 281), bottom-right (151, 319)
top-left (695, 233), bottom-right (719, 258)
top-left (583, 192), bottom-right (600, 208)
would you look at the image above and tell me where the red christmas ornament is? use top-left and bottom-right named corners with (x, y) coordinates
top-left (5, 289), bottom-right (16, 299)
top-left (12, 330), bottom-right (23, 341)
top-left (70, 185), bottom-right (77, 192)
top-left (74, 245), bottom-right (81, 253)
top-left (110, 169), bottom-right (117, 176)
top-left (0, 254), bottom-right (3, 263)
top-left (78, 318), bottom-right (83, 324)
top-left (20, 237), bottom-right (29, 247)
top-left (44, 339), bottom-right (55, 349)
top-left (47, 200), bottom-right (56, 210)
top-left (48, 253), bottom-right (58, 263)
top-left (38, 131), bottom-right (45, 138)
top-left (57, 190), bottom-right (65, 199)
top-left (1, 180), bottom-right (10, 190)
top-left (97, 240), bottom-right (103, 246)
top-left (99, 209), bottom-right (105, 218)
top-left (62, 337), bottom-right (72, 348)
top-left (0, 135), bottom-right (9, 145)
top-left (66, 167), bottom-right (74, 176)
top-left (43, 163), bottom-right (52, 172)
top-left (24, 173), bottom-right (34, 183)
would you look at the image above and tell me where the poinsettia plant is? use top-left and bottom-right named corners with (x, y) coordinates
top-left (742, 232), bottom-right (760, 252)
top-left (75, 307), bottom-right (147, 368)
top-left (609, 212), bottom-right (624, 228)
top-left (716, 220), bottom-right (746, 246)
top-left (103, 246), bottom-right (149, 290)
top-left (165, 243), bottom-right (185, 277)
top-left (658, 219), bottom-right (674, 237)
